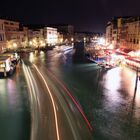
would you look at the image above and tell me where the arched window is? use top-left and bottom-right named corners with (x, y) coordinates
top-left (134, 39), bottom-right (136, 44)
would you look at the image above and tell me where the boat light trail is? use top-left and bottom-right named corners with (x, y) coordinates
top-left (33, 64), bottom-right (60, 140)
top-left (46, 68), bottom-right (93, 131)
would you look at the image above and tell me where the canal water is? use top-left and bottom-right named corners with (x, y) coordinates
top-left (32, 46), bottom-right (140, 140)
top-left (1, 43), bottom-right (140, 140)
top-left (0, 65), bottom-right (30, 140)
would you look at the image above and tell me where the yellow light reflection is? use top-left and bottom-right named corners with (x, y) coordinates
top-left (103, 67), bottom-right (140, 112)
top-left (121, 67), bottom-right (140, 105)
top-left (29, 52), bottom-right (35, 63)
top-left (103, 67), bottom-right (122, 108)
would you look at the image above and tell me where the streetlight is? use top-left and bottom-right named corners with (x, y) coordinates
top-left (84, 37), bottom-right (86, 42)
top-left (13, 43), bottom-right (17, 51)
top-left (29, 41), bottom-right (33, 46)
top-left (60, 38), bottom-right (63, 43)
top-left (98, 37), bottom-right (105, 45)
top-left (71, 37), bottom-right (74, 42)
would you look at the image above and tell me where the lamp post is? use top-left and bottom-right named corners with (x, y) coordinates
top-left (71, 37), bottom-right (74, 46)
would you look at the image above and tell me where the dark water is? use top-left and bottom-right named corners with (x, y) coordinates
top-left (2, 44), bottom-right (139, 140)
top-left (28, 47), bottom-right (140, 140)
top-left (0, 65), bottom-right (30, 140)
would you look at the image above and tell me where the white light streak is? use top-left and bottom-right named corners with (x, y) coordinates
top-left (33, 64), bottom-right (60, 140)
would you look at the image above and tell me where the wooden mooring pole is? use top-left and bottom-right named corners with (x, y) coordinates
top-left (134, 68), bottom-right (139, 97)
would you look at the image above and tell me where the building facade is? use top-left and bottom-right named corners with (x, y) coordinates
top-left (125, 18), bottom-right (140, 50)
top-left (106, 18), bottom-right (118, 49)
top-left (48, 24), bottom-right (74, 44)
top-left (28, 28), bottom-right (45, 48)
top-left (4, 20), bottom-right (20, 50)
top-left (106, 16), bottom-right (140, 51)
top-left (2, 19), bottom-right (29, 50)
top-left (21, 26), bottom-right (29, 48)
top-left (56, 25), bottom-right (74, 35)
top-left (58, 25), bottom-right (74, 43)
top-left (0, 20), bottom-right (6, 53)
top-left (44, 27), bottom-right (58, 46)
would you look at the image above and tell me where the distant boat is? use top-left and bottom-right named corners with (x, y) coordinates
top-left (0, 55), bottom-right (16, 77)
top-left (98, 63), bottom-right (116, 71)
top-left (55, 45), bottom-right (73, 52)
top-left (62, 46), bottom-right (73, 52)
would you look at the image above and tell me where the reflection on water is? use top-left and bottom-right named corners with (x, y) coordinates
top-left (29, 52), bottom-right (34, 63)
top-left (102, 68), bottom-right (122, 111)
top-left (26, 49), bottom-right (140, 139)
top-left (102, 67), bottom-right (140, 109)
top-left (0, 79), bottom-right (18, 111)
top-left (121, 68), bottom-right (140, 105)
top-left (101, 66), bottom-right (140, 134)
top-left (0, 74), bottom-right (26, 112)
top-left (7, 79), bottom-right (16, 109)
top-left (0, 79), bottom-right (6, 94)
top-left (0, 66), bottom-right (30, 140)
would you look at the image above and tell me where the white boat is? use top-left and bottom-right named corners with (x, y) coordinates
top-left (0, 56), bottom-right (16, 77)
top-left (55, 45), bottom-right (73, 53)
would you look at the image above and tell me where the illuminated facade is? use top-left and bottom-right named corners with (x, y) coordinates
top-left (2, 19), bottom-right (28, 50)
top-left (28, 29), bottom-right (45, 48)
top-left (57, 33), bottom-right (64, 44)
top-left (0, 20), bottom-right (6, 53)
top-left (106, 16), bottom-right (140, 51)
top-left (28, 29), bottom-right (44, 39)
top-left (48, 24), bottom-right (74, 43)
top-left (106, 19), bottom-right (118, 49)
top-left (125, 18), bottom-right (139, 50)
top-left (21, 26), bottom-right (29, 48)
top-left (44, 27), bottom-right (58, 45)
top-left (58, 25), bottom-right (74, 43)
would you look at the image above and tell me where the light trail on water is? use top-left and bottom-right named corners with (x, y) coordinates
top-left (33, 64), bottom-right (60, 140)
top-left (45, 67), bottom-right (93, 131)
top-left (22, 62), bottom-right (40, 140)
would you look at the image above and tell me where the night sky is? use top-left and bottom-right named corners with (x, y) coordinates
top-left (1, 0), bottom-right (140, 32)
